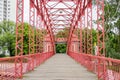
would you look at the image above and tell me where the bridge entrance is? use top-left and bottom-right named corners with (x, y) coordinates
top-left (55, 43), bottom-right (67, 54)
top-left (55, 38), bottom-right (67, 54)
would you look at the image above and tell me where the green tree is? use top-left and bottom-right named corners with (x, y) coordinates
top-left (23, 23), bottom-right (29, 55)
top-left (104, 0), bottom-right (120, 59)
top-left (56, 44), bottom-right (66, 53)
top-left (0, 21), bottom-right (47, 57)
top-left (55, 27), bottom-right (70, 38)
top-left (55, 27), bottom-right (69, 53)
top-left (23, 23), bottom-right (46, 54)
top-left (0, 21), bottom-right (15, 57)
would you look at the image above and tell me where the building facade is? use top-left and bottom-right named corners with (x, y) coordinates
top-left (0, 0), bottom-right (10, 22)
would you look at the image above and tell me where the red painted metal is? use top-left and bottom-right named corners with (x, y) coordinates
top-left (86, 0), bottom-right (92, 54)
top-left (29, 0), bottom-right (35, 71)
top-left (79, 0), bottom-right (83, 53)
top-left (82, 16), bottom-right (86, 53)
top-left (14, 0), bottom-right (55, 79)
top-left (0, 52), bottom-right (53, 79)
top-left (69, 52), bottom-right (120, 80)
top-left (36, 16), bottom-right (40, 53)
top-left (96, 0), bottom-right (105, 56)
top-left (96, 0), bottom-right (105, 79)
top-left (36, 16), bottom-right (44, 53)
top-left (15, 0), bottom-right (24, 78)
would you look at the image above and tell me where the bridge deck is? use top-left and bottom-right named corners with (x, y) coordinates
top-left (21, 54), bottom-right (97, 80)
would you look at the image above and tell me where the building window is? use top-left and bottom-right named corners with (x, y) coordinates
top-left (8, 8), bottom-right (10, 10)
top-left (8, 0), bottom-right (10, 2)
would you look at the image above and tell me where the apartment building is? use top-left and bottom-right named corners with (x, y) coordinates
top-left (0, 0), bottom-right (10, 22)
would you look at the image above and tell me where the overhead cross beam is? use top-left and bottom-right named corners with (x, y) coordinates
top-left (14, 0), bottom-right (105, 79)
top-left (45, 0), bottom-right (76, 34)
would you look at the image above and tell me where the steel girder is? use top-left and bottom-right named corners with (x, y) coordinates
top-left (15, 0), bottom-right (55, 77)
top-left (96, 0), bottom-right (105, 56)
top-left (67, 0), bottom-right (105, 55)
top-left (36, 16), bottom-right (43, 53)
top-left (29, 0), bottom-right (35, 55)
top-left (28, 0), bottom-right (35, 71)
top-left (96, 0), bottom-right (105, 79)
top-left (86, 0), bottom-right (92, 54)
top-left (15, 0), bottom-right (105, 78)
top-left (15, 0), bottom-right (24, 78)
top-left (45, 0), bottom-right (76, 33)
top-left (15, 0), bottom-right (105, 59)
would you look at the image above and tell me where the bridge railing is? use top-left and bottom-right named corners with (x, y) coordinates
top-left (0, 57), bottom-right (15, 80)
top-left (0, 52), bottom-right (54, 79)
top-left (69, 52), bottom-right (120, 80)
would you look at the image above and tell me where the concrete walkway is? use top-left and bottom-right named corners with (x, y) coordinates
top-left (21, 54), bottom-right (97, 80)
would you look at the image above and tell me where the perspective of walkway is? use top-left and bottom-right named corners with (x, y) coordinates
top-left (1, 0), bottom-right (120, 80)
top-left (22, 54), bottom-right (97, 80)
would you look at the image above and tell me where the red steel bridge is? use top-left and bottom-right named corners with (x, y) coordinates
top-left (0, 0), bottom-right (120, 80)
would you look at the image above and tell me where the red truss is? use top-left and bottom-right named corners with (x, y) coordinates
top-left (15, 0), bottom-right (24, 78)
top-left (14, 0), bottom-right (106, 79)
top-left (86, 1), bottom-right (92, 54)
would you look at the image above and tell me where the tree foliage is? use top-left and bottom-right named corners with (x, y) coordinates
top-left (56, 44), bottom-right (66, 53)
top-left (55, 27), bottom-right (69, 53)
top-left (23, 23), bottom-right (29, 55)
top-left (55, 27), bottom-right (70, 38)
top-left (0, 21), bottom-right (48, 57)
top-left (104, 0), bottom-right (120, 59)
top-left (0, 21), bottom-right (15, 57)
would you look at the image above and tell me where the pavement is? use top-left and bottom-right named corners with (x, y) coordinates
top-left (21, 54), bottom-right (98, 80)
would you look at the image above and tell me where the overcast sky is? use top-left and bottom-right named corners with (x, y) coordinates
top-left (10, 0), bottom-right (29, 22)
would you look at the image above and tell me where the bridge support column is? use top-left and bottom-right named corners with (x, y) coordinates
top-left (15, 0), bottom-right (24, 78)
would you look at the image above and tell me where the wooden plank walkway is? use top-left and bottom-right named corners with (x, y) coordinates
top-left (21, 54), bottom-right (97, 80)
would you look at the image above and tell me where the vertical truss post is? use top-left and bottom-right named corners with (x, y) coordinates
top-left (96, 0), bottom-right (105, 56)
top-left (29, 0), bottom-right (35, 70)
top-left (79, 0), bottom-right (83, 54)
top-left (39, 19), bottom-right (44, 53)
top-left (15, 0), bottom-right (24, 78)
top-left (39, 17), bottom-right (43, 53)
top-left (81, 0), bottom-right (87, 54)
top-left (81, 16), bottom-right (86, 53)
top-left (79, 19), bottom-right (83, 53)
top-left (36, 28), bottom-right (39, 53)
top-left (29, 0), bottom-right (35, 55)
top-left (36, 15), bottom-right (40, 53)
top-left (79, 0), bottom-right (83, 53)
top-left (87, 1), bottom-right (92, 54)
top-left (74, 1), bottom-right (80, 53)
top-left (96, 0), bottom-right (105, 80)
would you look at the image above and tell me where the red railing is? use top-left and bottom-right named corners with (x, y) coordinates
top-left (0, 52), bottom-right (54, 80)
top-left (69, 52), bottom-right (120, 80)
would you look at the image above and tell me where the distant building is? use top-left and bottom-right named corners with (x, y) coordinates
top-left (0, 0), bottom-right (10, 22)
top-left (1, 0), bottom-right (29, 22)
